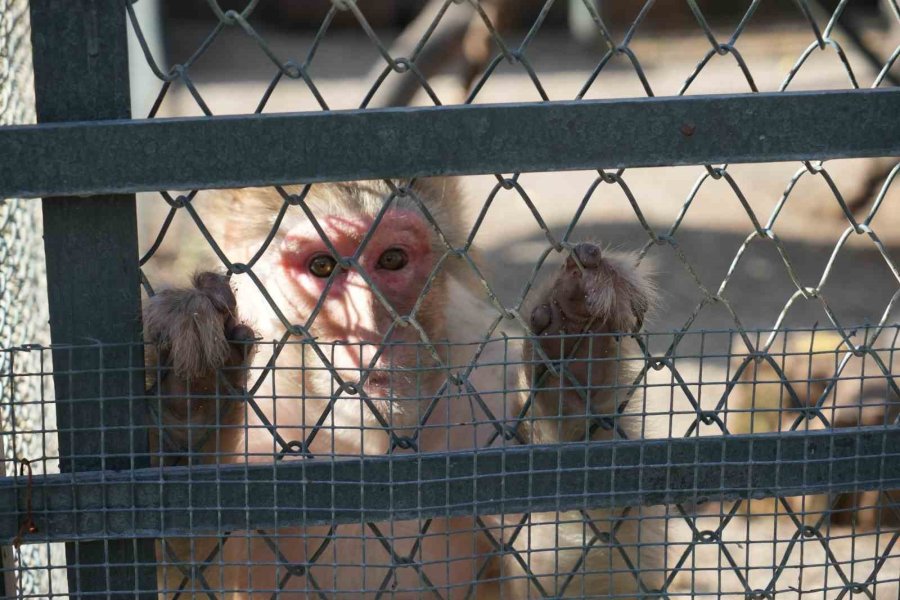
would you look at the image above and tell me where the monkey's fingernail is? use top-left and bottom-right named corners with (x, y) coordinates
top-left (531, 304), bottom-right (552, 333)
top-left (574, 243), bottom-right (602, 269)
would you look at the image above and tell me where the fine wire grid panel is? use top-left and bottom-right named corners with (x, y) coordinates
top-left (1, 0), bottom-right (900, 599)
top-left (1, 329), bottom-right (899, 598)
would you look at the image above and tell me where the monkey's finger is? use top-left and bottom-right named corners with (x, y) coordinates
top-left (227, 323), bottom-right (256, 343)
top-left (220, 326), bottom-right (256, 392)
top-left (569, 242), bottom-right (602, 269)
top-left (554, 263), bottom-right (592, 324)
top-left (226, 323), bottom-right (258, 367)
top-left (531, 301), bottom-right (569, 361)
top-left (192, 271), bottom-right (237, 316)
top-left (531, 304), bottom-right (552, 335)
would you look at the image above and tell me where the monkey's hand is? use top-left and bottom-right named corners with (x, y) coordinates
top-left (144, 272), bottom-right (256, 459)
top-left (524, 243), bottom-right (652, 441)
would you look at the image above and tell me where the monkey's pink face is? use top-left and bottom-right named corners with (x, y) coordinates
top-left (279, 209), bottom-right (440, 392)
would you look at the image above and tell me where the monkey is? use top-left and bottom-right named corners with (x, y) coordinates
top-left (144, 178), bottom-right (665, 599)
top-left (729, 331), bottom-right (900, 529)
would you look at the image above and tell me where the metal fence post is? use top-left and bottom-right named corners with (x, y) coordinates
top-left (29, 1), bottom-right (157, 597)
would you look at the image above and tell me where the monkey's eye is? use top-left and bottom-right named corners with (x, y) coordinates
top-left (377, 248), bottom-right (408, 271)
top-left (308, 255), bottom-right (337, 278)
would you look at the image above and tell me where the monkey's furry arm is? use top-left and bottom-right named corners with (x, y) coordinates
top-left (144, 273), bottom-right (256, 462)
top-left (520, 243), bottom-right (654, 443)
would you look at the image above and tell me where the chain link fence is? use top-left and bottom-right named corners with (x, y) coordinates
top-left (1, 0), bottom-right (899, 598)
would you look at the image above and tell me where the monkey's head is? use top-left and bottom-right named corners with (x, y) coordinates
top-left (221, 178), bottom-right (467, 402)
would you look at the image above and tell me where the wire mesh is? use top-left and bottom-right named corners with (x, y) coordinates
top-left (1, 328), bottom-right (899, 598)
top-left (2, 0), bottom-right (900, 598)
top-left (0, 0), bottom-right (63, 596)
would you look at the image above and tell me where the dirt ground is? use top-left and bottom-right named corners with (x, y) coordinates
top-left (132, 15), bottom-right (900, 598)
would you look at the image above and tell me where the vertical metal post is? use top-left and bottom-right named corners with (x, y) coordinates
top-left (29, 1), bottom-right (156, 597)
top-left (1, 541), bottom-right (13, 597)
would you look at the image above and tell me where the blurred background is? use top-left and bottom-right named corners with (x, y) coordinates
top-left (131, 0), bottom-right (900, 340)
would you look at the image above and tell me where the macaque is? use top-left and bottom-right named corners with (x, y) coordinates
top-left (144, 178), bottom-right (664, 598)
top-left (730, 331), bottom-right (899, 528)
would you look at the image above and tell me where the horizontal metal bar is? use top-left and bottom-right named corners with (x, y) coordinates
top-left (1, 428), bottom-right (897, 545)
top-left (1, 89), bottom-right (898, 199)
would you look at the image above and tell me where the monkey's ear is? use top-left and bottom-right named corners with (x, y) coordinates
top-left (218, 187), bottom-right (284, 255)
top-left (407, 177), bottom-right (467, 249)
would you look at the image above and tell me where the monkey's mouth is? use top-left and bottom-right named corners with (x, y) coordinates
top-left (355, 368), bottom-right (429, 401)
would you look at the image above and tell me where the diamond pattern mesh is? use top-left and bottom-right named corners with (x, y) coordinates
top-left (1, 0), bottom-right (899, 598)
